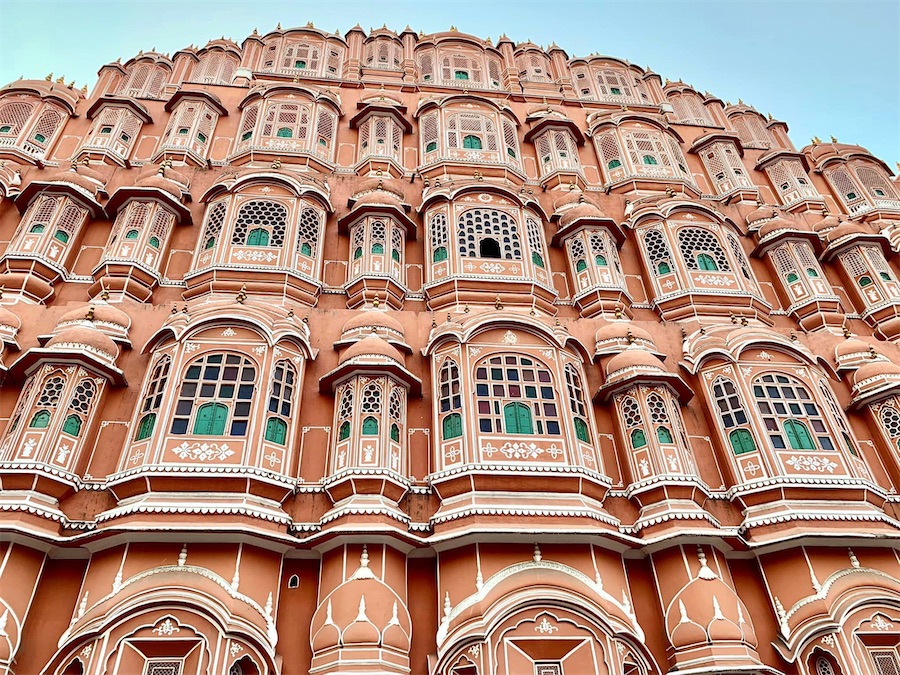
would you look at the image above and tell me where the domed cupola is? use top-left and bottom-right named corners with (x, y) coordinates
top-left (596, 336), bottom-right (691, 402)
top-left (744, 201), bottom-right (777, 231)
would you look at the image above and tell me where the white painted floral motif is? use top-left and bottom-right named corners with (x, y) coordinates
top-left (153, 618), bottom-right (180, 636)
top-left (480, 262), bottom-right (504, 274)
top-left (222, 328), bottom-right (236, 337)
top-left (230, 642), bottom-right (244, 656)
top-left (872, 614), bottom-right (894, 631)
top-left (785, 455), bottom-right (837, 473)
top-left (502, 331), bottom-right (518, 345)
top-left (534, 617), bottom-right (558, 634)
top-left (820, 634), bottom-right (836, 646)
top-left (174, 442), bottom-right (234, 462)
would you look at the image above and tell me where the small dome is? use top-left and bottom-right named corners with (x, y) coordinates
top-left (595, 323), bottom-right (656, 348)
top-left (745, 204), bottom-right (776, 228)
top-left (605, 346), bottom-right (664, 379)
top-left (835, 337), bottom-right (871, 363)
top-left (341, 612), bottom-right (381, 646)
top-left (135, 174), bottom-right (183, 199)
top-left (311, 620), bottom-right (341, 652)
top-left (339, 335), bottom-right (405, 366)
top-left (667, 576), bottom-right (753, 649)
top-left (853, 359), bottom-right (900, 388)
top-left (43, 166), bottom-right (105, 195)
top-left (341, 310), bottom-right (405, 339)
top-left (552, 188), bottom-right (591, 211)
top-left (813, 212), bottom-right (841, 233)
top-left (559, 201), bottom-right (611, 229)
top-left (46, 325), bottom-right (119, 361)
top-left (757, 215), bottom-right (805, 240)
top-left (58, 302), bottom-right (131, 334)
top-left (0, 305), bottom-right (22, 331)
top-left (826, 221), bottom-right (867, 244)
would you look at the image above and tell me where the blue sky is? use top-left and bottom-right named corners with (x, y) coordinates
top-left (1, 0), bottom-right (898, 164)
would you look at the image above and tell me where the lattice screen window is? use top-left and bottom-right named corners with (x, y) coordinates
top-left (314, 108), bottom-right (337, 159)
top-left (145, 662), bottom-right (182, 675)
top-left (856, 165), bottom-right (900, 202)
top-left (170, 353), bottom-right (256, 436)
top-left (160, 101), bottom-right (217, 152)
top-left (418, 52), bottom-right (434, 82)
top-left (525, 216), bottom-right (547, 268)
top-left (335, 386), bottom-right (353, 441)
top-left (457, 208), bottom-right (521, 259)
top-left (474, 354), bottom-right (561, 435)
top-left (752, 373), bottom-right (835, 452)
top-left (590, 230), bottom-right (622, 275)
top-left (282, 42), bottom-right (320, 74)
top-left (237, 103), bottom-right (260, 146)
top-left (441, 52), bottom-right (484, 86)
top-left (620, 395), bottom-right (647, 449)
top-left (567, 236), bottom-right (587, 273)
top-left (62, 378), bottom-right (96, 437)
top-left (364, 39), bottom-right (402, 69)
top-left (119, 64), bottom-right (168, 99)
top-left (14, 195), bottom-right (87, 254)
top-left (534, 664), bottom-right (562, 675)
top-left (231, 200), bottom-right (288, 247)
top-left (565, 364), bottom-right (591, 442)
top-left (730, 113), bottom-right (772, 149)
top-left (701, 142), bottom-right (751, 194)
top-left (296, 207), bottom-right (321, 258)
top-left (389, 386), bottom-right (405, 442)
top-left (517, 52), bottom-right (551, 82)
top-left (502, 118), bottom-right (520, 165)
top-left (0, 100), bottom-right (34, 138)
top-left (594, 68), bottom-right (637, 103)
top-left (29, 373), bottom-right (64, 430)
top-left (192, 51), bottom-right (238, 84)
top-left (623, 130), bottom-right (680, 173)
top-left (870, 648), bottom-right (900, 675)
top-left (359, 115), bottom-right (402, 163)
top-left (726, 232), bottom-right (755, 284)
top-left (826, 166), bottom-right (867, 211)
top-left (25, 105), bottom-right (64, 151)
top-left (447, 112), bottom-right (499, 152)
top-left (85, 106), bottom-right (142, 156)
top-left (596, 130), bottom-right (624, 179)
top-left (668, 92), bottom-right (712, 125)
top-left (879, 402), bottom-right (900, 450)
top-left (765, 159), bottom-right (819, 205)
top-left (262, 102), bottom-right (311, 143)
top-left (678, 227), bottom-right (730, 271)
top-left (429, 212), bottom-right (449, 262)
top-left (536, 129), bottom-right (580, 174)
top-left (360, 381), bottom-right (382, 435)
top-left (643, 228), bottom-right (674, 276)
top-left (200, 201), bottom-right (228, 250)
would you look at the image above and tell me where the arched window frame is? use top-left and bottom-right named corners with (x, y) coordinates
top-left (534, 128), bottom-right (581, 175)
top-left (667, 91), bottom-right (713, 125)
top-left (357, 114), bottom-right (403, 164)
top-left (264, 360), bottom-right (297, 445)
top-left (764, 159), bottom-right (821, 206)
top-left (710, 375), bottom-right (758, 456)
top-left (235, 97), bottom-right (338, 162)
top-left (616, 386), bottom-right (693, 480)
top-left (564, 363), bottom-right (592, 444)
top-left (729, 112), bottom-right (774, 149)
top-left (516, 51), bottom-right (552, 82)
top-left (134, 355), bottom-right (171, 442)
top-left (230, 199), bottom-right (289, 248)
top-left (457, 207), bottom-right (522, 260)
top-left (364, 38), bottom-right (402, 70)
top-left (347, 216), bottom-right (405, 283)
top-left (118, 61), bottom-right (170, 99)
top-left (438, 358), bottom-right (463, 441)
top-left (190, 49), bottom-right (239, 85)
top-left (428, 211), bottom-right (449, 265)
top-left (473, 353), bottom-right (561, 437)
top-left (157, 99), bottom-right (218, 160)
top-left (10, 194), bottom-right (88, 265)
top-left (699, 141), bottom-right (752, 195)
top-left (80, 104), bottom-right (143, 161)
top-left (751, 371), bottom-right (837, 453)
top-left (839, 244), bottom-right (900, 306)
top-left (170, 352), bottom-right (256, 437)
top-left (103, 199), bottom-right (175, 271)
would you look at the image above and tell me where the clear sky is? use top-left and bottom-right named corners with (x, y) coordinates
top-left (1, 0), bottom-right (897, 164)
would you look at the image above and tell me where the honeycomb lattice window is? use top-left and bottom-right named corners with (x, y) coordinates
top-left (146, 662), bottom-right (182, 675)
top-left (37, 376), bottom-right (65, 409)
top-left (679, 227), bottom-right (730, 271)
top-left (201, 201), bottom-right (228, 250)
top-left (643, 228), bottom-right (673, 275)
top-left (231, 200), bottom-right (288, 247)
top-left (880, 404), bottom-right (900, 447)
top-left (336, 386), bottom-right (353, 441)
top-left (458, 208), bottom-right (521, 260)
top-left (297, 207), bottom-right (321, 257)
top-left (525, 216), bottom-right (546, 268)
top-left (69, 379), bottom-right (96, 415)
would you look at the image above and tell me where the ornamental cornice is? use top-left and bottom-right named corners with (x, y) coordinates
top-left (427, 462), bottom-right (612, 486)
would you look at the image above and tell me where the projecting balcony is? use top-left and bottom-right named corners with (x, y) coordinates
top-left (228, 135), bottom-right (334, 172)
top-left (419, 147), bottom-right (525, 184)
top-left (153, 133), bottom-right (210, 168)
top-left (604, 160), bottom-right (701, 197)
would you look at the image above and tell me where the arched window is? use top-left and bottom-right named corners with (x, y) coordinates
top-left (430, 212), bottom-right (449, 263)
top-left (458, 208), bottom-right (522, 260)
top-left (29, 375), bottom-right (64, 428)
top-left (752, 374), bottom-right (834, 451)
top-left (200, 201), bottom-right (227, 251)
top-left (620, 396), bottom-right (646, 449)
top-left (296, 207), bottom-right (321, 259)
top-left (814, 657), bottom-right (835, 675)
top-left (565, 364), bottom-right (591, 443)
top-left (439, 359), bottom-right (462, 440)
top-left (631, 429), bottom-right (647, 449)
top-left (525, 216), bottom-right (547, 269)
top-left (479, 238), bottom-right (501, 258)
top-left (0, 101), bottom-right (34, 138)
top-left (879, 405), bottom-right (900, 450)
top-left (462, 134), bottom-right (482, 149)
top-left (336, 386), bottom-right (353, 441)
top-left (62, 415), bottom-right (82, 436)
top-left (231, 200), bottom-right (288, 247)
top-left (475, 355), bottom-right (560, 435)
top-left (171, 353), bottom-right (256, 437)
top-left (64, 379), bottom-right (96, 438)
top-left (360, 382), bottom-right (381, 436)
top-left (647, 393), bottom-right (674, 444)
top-left (711, 377), bottom-right (756, 455)
top-left (678, 228), bottom-right (730, 271)
top-left (389, 388), bottom-right (404, 444)
top-left (265, 360), bottom-right (296, 445)
top-left (643, 229), bottom-right (673, 276)
top-left (135, 355), bottom-right (170, 441)
top-left (446, 112), bottom-right (499, 154)
top-left (29, 411), bottom-right (51, 429)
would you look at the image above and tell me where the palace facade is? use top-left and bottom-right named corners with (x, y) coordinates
top-left (0, 21), bottom-right (899, 675)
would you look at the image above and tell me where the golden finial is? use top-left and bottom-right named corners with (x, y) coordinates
top-left (431, 316), bottom-right (437, 329)
top-left (372, 294), bottom-right (380, 308)
top-left (271, 157), bottom-right (282, 169)
top-left (306, 21), bottom-right (314, 27)
top-left (725, 100), bottom-right (732, 107)
top-left (182, 304), bottom-right (188, 314)
top-left (287, 308), bottom-right (294, 319)
top-left (68, 80), bottom-right (74, 88)
top-left (842, 325), bottom-right (852, 338)
top-left (615, 305), bottom-right (623, 320)
top-left (70, 158), bottom-right (78, 170)
top-left (81, 84), bottom-right (87, 94)
top-left (895, 162), bottom-right (900, 173)
top-left (665, 186), bottom-right (676, 197)
top-left (171, 305), bottom-right (178, 315)
top-left (464, 304), bottom-right (470, 313)
top-left (813, 135), bottom-right (822, 144)
top-left (84, 306), bottom-right (95, 322)
top-left (625, 329), bottom-right (635, 345)
top-left (236, 284), bottom-right (248, 304)
top-left (494, 295), bottom-right (503, 310)
top-left (100, 288), bottom-right (110, 301)
top-left (157, 164), bottom-right (165, 176)
top-left (767, 112), bottom-right (773, 121)
top-left (45, 73), bottom-right (53, 81)
top-left (450, 25), bottom-right (457, 31)
top-left (738, 98), bottom-right (744, 105)
top-left (252, 27), bottom-right (258, 35)
top-left (0, 286), bottom-right (5, 300)
top-left (869, 345), bottom-right (878, 360)
top-left (730, 313), bottom-right (738, 324)
top-left (276, 22), bottom-right (282, 30)
top-left (740, 316), bottom-right (749, 327)
top-left (55, 75), bottom-right (65, 84)
top-left (831, 135), bottom-right (838, 143)
top-left (790, 331), bottom-right (798, 342)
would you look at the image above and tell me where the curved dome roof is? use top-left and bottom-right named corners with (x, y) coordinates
top-left (0, 305), bottom-right (22, 331)
top-left (339, 335), bottom-right (405, 366)
top-left (834, 337), bottom-right (871, 362)
top-left (559, 201), bottom-right (611, 229)
top-left (595, 323), bottom-right (655, 347)
top-left (58, 303), bottom-right (131, 333)
top-left (813, 212), bottom-right (841, 233)
top-left (757, 215), bottom-right (806, 240)
top-left (745, 204), bottom-right (776, 228)
top-left (825, 220), bottom-right (868, 244)
top-left (341, 310), bottom-right (405, 338)
top-left (135, 174), bottom-right (183, 199)
top-left (46, 325), bottom-right (119, 361)
top-left (43, 166), bottom-right (106, 194)
top-left (853, 359), bottom-right (900, 388)
top-left (605, 346), bottom-right (664, 379)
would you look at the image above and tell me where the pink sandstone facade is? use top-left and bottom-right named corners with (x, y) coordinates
top-left (0, 22), bottom-right (899, 675)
